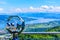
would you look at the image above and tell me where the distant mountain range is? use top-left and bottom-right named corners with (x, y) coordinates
top-left (0, 12), bottom-right (60, 32)
top-left (18, 12), bottom-right (60, 19)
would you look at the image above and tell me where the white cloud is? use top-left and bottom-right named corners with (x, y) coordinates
top-left (39, 5), bottom-right (60, 12)
top-left (29, 6), bottom-right (34, 10)
top-left (5, 5), bottom-right (60, 13)
top-left (40, 5), bottom-right (49, 9)
top-left (26, 6), bottom-right (40, 12)
top-left (8, 8), bottom-right (22, 13)
top-left (3, 8), bottom-right (23, 15)
top-left (29, 5), bottom-right (60, 12)
top-left (0, 8), bottom-right (3, 11)
top-left (15, 8), bottom-right (22, 12)
top-left (2, 5), bottom-right (60, 14)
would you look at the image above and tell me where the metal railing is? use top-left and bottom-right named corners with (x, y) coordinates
top-left (19, 38), bottom-right (60, 40)
top-left (0, 32), bottom-right (60, 40)
top-left (18, 32), bottom-right (60, 40)
top-left (22, 32), bottom-right (60, 34)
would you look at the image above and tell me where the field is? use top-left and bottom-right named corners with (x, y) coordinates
top-left (18, 23), bottom-right (60, 40)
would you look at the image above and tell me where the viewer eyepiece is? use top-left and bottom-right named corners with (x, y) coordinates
top-left (7, 23), bottom-right (10, 26)
top-left (11, 23), bottom-right (14, 26)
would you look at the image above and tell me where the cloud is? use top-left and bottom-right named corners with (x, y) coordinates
top-left (39, 5), bottom-right (60, 12)
top-left (1, 5), bottom-right (60, 14)
top-left (29, 6), bottom-right (34, 10)
top-left (0, 8), bottom-right (3, 11)
top-left (28, 5), bottom-right (60, 12)
top-left (26, 6), bottom-right (40, 12)
top-left (7, 8), bottom-right (22, 13)
top-left (20, 5), bottom-right (55, 12)
top-left (10, 6), bottom-right (60, 13)
top-left (15, 8), bottom-right (22, 12)
top-left (40, 5), bottom-right (49, 9)
top-left (3, 8), bottom-right (22, 15)
top-left (4, 5), bottom-right (60, 13)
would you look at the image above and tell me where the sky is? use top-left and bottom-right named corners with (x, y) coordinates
top-left (0, 0), bottom-right (60, 14)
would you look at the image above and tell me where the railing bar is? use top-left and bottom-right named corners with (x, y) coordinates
top-left (22, 32), bottom-right (60, 34)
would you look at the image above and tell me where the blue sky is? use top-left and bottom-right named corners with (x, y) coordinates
top-left (0, 0), bottom-right (60, 14)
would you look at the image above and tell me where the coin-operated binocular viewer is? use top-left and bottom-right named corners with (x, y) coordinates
top-left (6, 16), bottom-right (25, 40)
